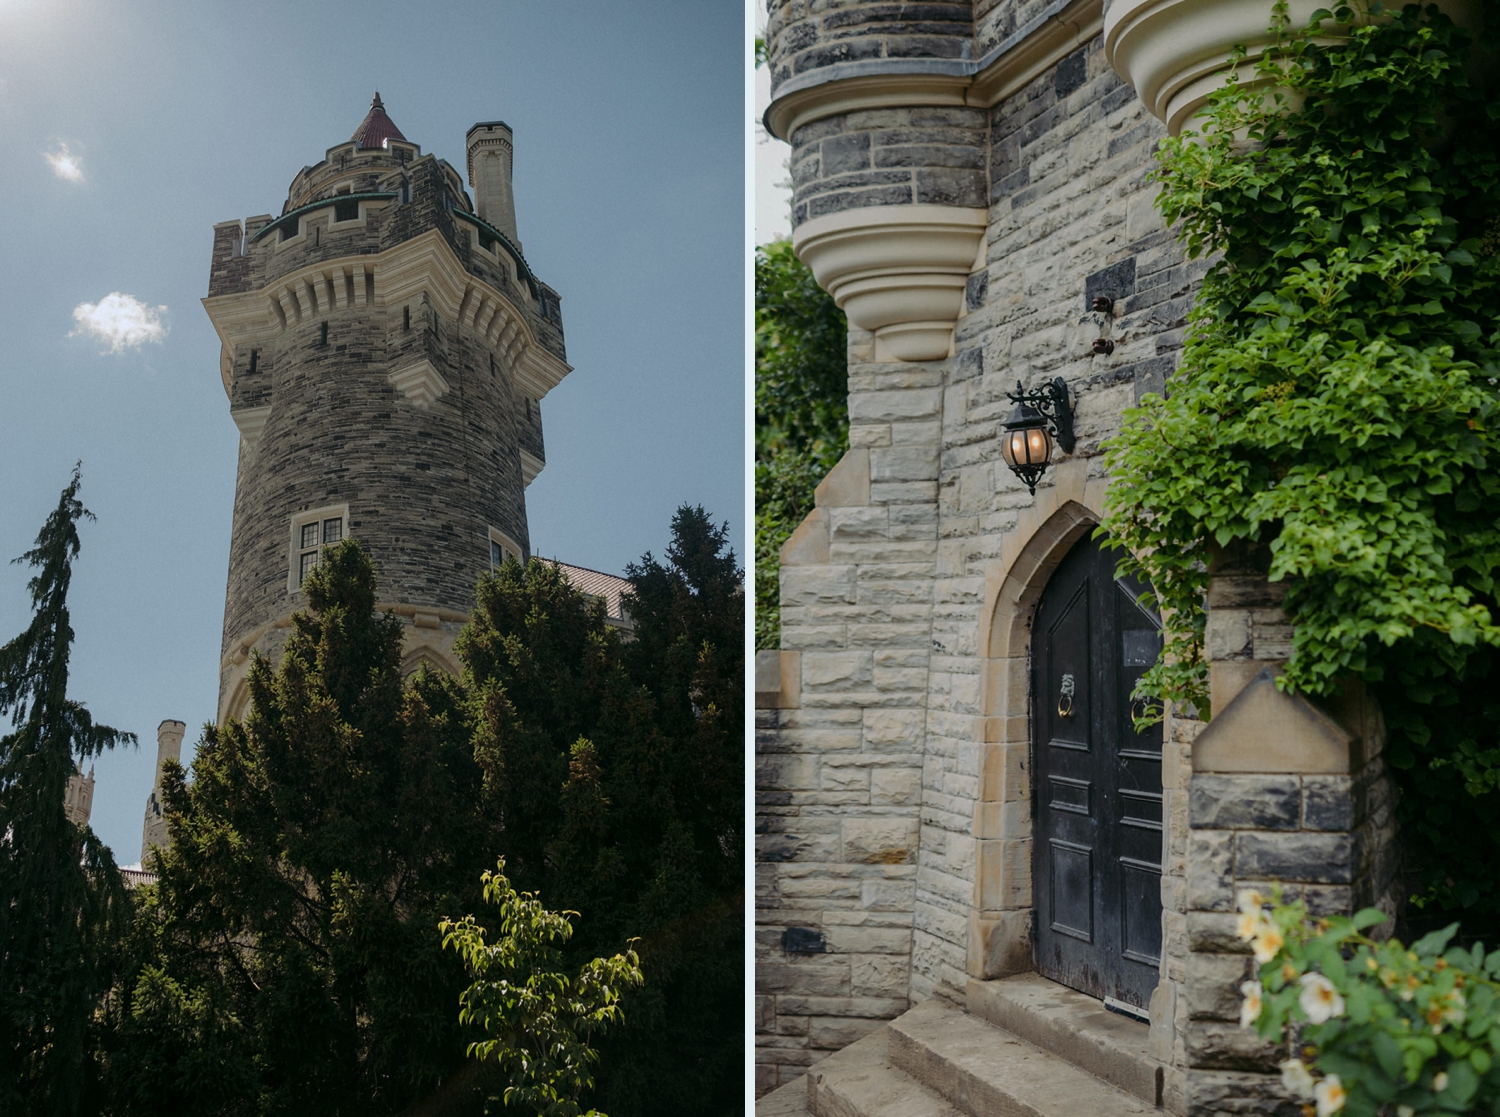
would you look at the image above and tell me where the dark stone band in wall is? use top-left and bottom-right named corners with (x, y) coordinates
top-left (765, 0), bottom-right (976, 93)
top-left (789, 106), bottom-right (988, 225)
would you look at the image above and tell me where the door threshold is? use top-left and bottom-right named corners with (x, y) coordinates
top-left (1103, 995), bottom-right (1150, 1022)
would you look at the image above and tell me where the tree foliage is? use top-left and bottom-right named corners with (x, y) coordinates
top-left (458, 505), bottom-right (744, 1116)
top-left (440, 860), bottom-right (643, 1117)
top-left (0, 469), bottom-right (135, 1117)
top-left (109, 539), bottom-right (498, 1115)
top-left (1101, 4), bottom-right (1500, 918)
top-left (108, 505), bottom-right (742, 1116)
top-left (755, 239), bottom-right (848, 648)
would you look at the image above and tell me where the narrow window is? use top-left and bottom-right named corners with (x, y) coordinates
top-left (299, 550), bottom-right (318, 582)
top-left (249, 349), bottom-right (259, 375)
top-left (491, 539), bottom-right (503, 567)
top-left (403, 306), bottom-right (411, 331)
top-left (489, 354), bottom-right (495, 380)
top-left (319, 322), bottom-right (328, 347)
top-left (525, 397), bottom-right (532, 421)
top-left (323, 518), bottom-right (343, 544)
top-left (334, 198), bottom-right (359, 222)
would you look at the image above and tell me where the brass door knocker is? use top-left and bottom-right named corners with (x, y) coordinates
top-left (1058, 673), bottom-right (1075, 718)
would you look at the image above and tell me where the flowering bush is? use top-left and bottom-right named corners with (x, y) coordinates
top-left (1237, 888), bottom-right (1500, 1116)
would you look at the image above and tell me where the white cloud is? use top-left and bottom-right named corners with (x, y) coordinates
top-left (70, 293), bottom-right (168, 353)
top-left (45, 142), bottom-right (83, 182)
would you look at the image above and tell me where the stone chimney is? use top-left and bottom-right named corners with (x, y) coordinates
top-left (141, 719), bottom-right (186, 860)
top-left (466, 120), bottom-right (519, 248)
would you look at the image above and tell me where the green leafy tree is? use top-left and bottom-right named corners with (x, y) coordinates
top-left (440, 860), bottom-right (643, 1117)
top-left (456, 506), bottom-right (743, 1116)
top-left (755, 240), bottom-right (848, 647)
top-left (0, 469), bottom-right (135, 1117)
top-left (1101, 6), bottom-right (1500, 921)
top-left (110, 540), bottom-right (501, 1115)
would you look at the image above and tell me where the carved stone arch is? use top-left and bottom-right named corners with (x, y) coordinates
top-left (968, 462), bottom-right (1109, 980)
top-left (400, 645), bottom-right (460, 679)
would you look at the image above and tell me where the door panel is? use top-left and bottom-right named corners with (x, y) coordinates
top-left (1032, 533), bottom-right (1164, 1009)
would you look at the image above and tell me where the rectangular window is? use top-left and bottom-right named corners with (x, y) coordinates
top-left (334, 198), bottom-right (359, 222)
top-left (489, 528), bottom-right (521, 569)
top-left (291, 509), bottom-right (347, 591)
top-left (491, 539), bottom-right (503, 567)
top-left (281, 219), bottom-right (299, 242)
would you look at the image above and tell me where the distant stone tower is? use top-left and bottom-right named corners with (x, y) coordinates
top-left (204, 95), bottom-right (570, 721)
top-left (141, 719), bottom-right (185, 856)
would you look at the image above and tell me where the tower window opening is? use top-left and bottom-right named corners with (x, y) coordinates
top-left (319, 322), bottom-right (328, 347)
top-left (334, 199), bottom-right (359, 222)
top-left (525, 397), bottom-right (532, 421)
top-left (489, 528), bottom-right (521, 569)
top-left (281, 219), bottom-right (299, 242)
top-left (292, 511), bottom-right (346, 591)
top-left (403, 306), bottom-right (411, 331)
top-left (249, 349), bottom-right (259, 375)
top-left (489, 354), bottom-right (495, 379)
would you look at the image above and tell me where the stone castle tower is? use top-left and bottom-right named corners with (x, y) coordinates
top-left (141, 719), bottom-right (185, 857)
top-left (203, 95), bottom-right (570, 721)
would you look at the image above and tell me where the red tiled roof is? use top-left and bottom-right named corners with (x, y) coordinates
top-left (350, 92), bottom-right (407, 150)
top-left (551, 562), bottom-right (632, 621)
top-left (121, 868), bottom-right (158, 890)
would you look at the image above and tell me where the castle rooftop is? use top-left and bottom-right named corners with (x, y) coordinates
top-left (350, 92), bottom-right (406, 150)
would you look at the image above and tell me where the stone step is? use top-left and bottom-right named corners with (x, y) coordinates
top-left (887, 998), bottom-right (1159, 1117)
top-left (758, 1072), bottom-right (815, 1117)
top-left (966, 974), bottom-right (1163, 1108)
top-left (804, 1025), bottom-right (966, 1117)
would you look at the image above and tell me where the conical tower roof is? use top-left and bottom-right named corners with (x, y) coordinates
top-left (350, 92), bottom-right (407, 149)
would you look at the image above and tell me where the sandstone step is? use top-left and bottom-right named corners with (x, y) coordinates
top-left (805, 1025), bottom-right (966, 1117)
top-left (966, 974), bottom-right (1163, 1108)
top-left (758, 1072), bottom-right (815, 1117)
top-left (887, 998), bottom-right (1159, 1117)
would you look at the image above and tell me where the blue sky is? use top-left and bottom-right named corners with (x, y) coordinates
top-left (0, 0), bottom-right (745, 865)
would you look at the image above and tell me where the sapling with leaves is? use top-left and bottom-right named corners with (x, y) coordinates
top-left (0, 468), bottom-right (136, 1117)
top-left (440, 859), bottom-right (643, 1117)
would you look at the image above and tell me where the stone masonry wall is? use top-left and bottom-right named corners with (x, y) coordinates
top-left (765, 1), bottom-right (975, 93)
top-left (913, 34), bottom-right (1202, 1005)
top-left (1180, 566), bottom-right (1400, 1116)
top-left (756, 29), bottom-right (1207, 1094)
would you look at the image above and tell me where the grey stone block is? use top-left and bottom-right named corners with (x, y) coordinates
top-left (1183, 1021), bottom-right (1282, 1072)
top-left (1302, 775), bottom-right (1354, 830)
top-left (1235, 832), bottom-right (1353, 883)
top-left (1185, 952), bottom-right (1253, 1021)
top-left (1186, 830), bottom-right (1234, 911)
top-left (1189, 775), bottom-right (1300, 830)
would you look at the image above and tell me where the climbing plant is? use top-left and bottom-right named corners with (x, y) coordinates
top-left (1101, 3), bottom-right (1500, 915)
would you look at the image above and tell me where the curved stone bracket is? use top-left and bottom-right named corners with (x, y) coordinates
top-left (388, 359), bottom-right (450, 407)
top-left (793, 204), bottom-right (988, 363)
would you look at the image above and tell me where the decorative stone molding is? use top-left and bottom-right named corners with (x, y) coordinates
top-left (1104, 0), bottom-right (1480, 136)
top-left (388, 359), bottom-right (449, 407)
top-left (793, 205), bottom-right (987, 362)
top-left (230, 404), bottom-right (272, 447)
top-left (762, 0), bottom-right (1104, 140)
top-left (754, 649), bottom-right (803, 710)
top-left (519, 448), bottom-right (544, 487)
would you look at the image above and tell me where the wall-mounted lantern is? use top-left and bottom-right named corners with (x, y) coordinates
top-left (999, 377), bottom-right (1076, 495)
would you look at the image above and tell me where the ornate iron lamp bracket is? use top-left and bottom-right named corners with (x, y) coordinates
top-left (1005, 377), bottom-right (1075, 454)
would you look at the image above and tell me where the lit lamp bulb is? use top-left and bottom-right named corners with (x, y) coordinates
top-left (1000, 404), bottom-right (1054, 494)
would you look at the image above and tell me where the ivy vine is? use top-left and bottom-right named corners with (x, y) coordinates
top-left (1102, 2), bottom-right (1500, 913)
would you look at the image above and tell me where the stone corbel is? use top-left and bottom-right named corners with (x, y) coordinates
top-left (793, 204), bottom-right (987, 363)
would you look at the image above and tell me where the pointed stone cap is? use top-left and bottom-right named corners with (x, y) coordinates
top-left (350, 92), bottom-right (407, 149)
top-left (1192, 668), bottom-right (1356, 775)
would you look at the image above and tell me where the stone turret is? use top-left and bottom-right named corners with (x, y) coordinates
top-left (204, 95), bottom-right (570, 721)
top-left (63, 763), bottom-right (94, 826)
top-left (141, 719), bottom-right (185, 858)
top-left (466, 121), bottom-right (519, 248)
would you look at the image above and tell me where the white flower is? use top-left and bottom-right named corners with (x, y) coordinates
top-left (1314, 1073), bottom-right (1346, 1116)
top-left (1280, 1058), bottom-right (1316, 1099)
top-left (1240, 980), bottom-right (1264, 1028)
top-left (1397, 1107), bottom-right (1415, 1117)
top-left (1236, 907), bottom-right (1268, 941)
top-left (1252, 920), bottom-right (1285, 964)
top-left (1299, 972), bottom-right (1345, 1023)
top-left (1237, 888), bottom-right (1265, 914)
top-left (1433, 1071), bottom-right (1450, 1093)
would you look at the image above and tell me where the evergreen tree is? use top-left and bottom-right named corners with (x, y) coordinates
top-left (111, 540), bottom-right (500, 1115)
top-left (0, 469), bottom-right (135, 1116)
top-left (456, 507), bottom-right (744, 1116)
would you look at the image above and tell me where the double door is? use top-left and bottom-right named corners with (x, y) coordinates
top-left (1031, 533), bottom-right (1164, 1010)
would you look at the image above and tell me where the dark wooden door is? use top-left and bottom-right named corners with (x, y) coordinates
top-left (1031, 532), bottom-right (1164, 1009)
